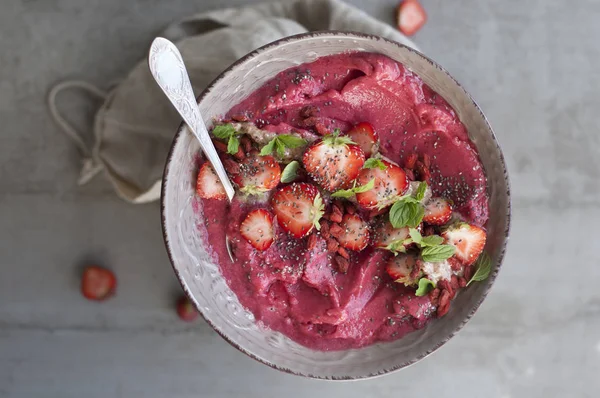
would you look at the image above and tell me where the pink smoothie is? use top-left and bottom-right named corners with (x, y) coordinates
top-left (196, 52), bottom-right (488, 351)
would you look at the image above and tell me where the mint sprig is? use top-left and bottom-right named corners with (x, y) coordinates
top-left (467, 252), bottom-right (492, 286)
top-left (415, 278), bottom-right (436, 296)
top-left (406, 228), bottom-right (455, 262)
top-left (260, 134), bottom-right (307, 157)
top-left (212, 123), bottom-right (240, 155)
top-left (331, 178), bottom-right (375, 199)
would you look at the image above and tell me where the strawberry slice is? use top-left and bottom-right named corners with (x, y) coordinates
top-left (232, 154), bottom-right (281, 195)
top-left (396, 0), bottom-right (427, 36)
top-left (441, 223), bottom-right (487, 265)
top-left (196, 163), bottom-right (227, 200)
top-left (271, 183), bottom-right (324, 238)
top-left (372, 219), bottom-right (411, 249)
top-left (346, 122), bottom-right (379, 157)
top-left (302, 131), bottom-right (365, 191)
top-left (81, 266), bottom-right (116, 301)
top-left (355, 160), bottom-right (408, 209)
top-left (386, 253), bottom-right (421, 285)
top-left (423, 197), bottom-right (453, 225)
top-left (337, 214), bottom-right (370, 251)
top-left (239, 209), bottom-right (275, 251)
top-left (176, 295), bottom-right (199, 322)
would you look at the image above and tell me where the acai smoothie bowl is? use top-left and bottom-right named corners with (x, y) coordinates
top-left (161, 32), bottom-right (510, 379)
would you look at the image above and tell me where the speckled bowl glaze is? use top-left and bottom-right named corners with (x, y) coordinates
top-left (161, 31), bottom-right (511, 380)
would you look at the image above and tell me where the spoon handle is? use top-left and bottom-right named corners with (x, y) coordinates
top-left (148, 37), bottom-right (235, 201)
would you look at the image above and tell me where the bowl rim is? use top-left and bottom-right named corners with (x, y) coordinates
top-left (159, 30), bottom-right (512, 380)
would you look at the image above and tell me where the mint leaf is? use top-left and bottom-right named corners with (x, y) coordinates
top-left (408, 228), bottom-right (422, 244)
top-left (414, 181), bottom-right (428, 201)
top-left (421, 244), bottom-right (456, 262)
top-left (281, 161), bottom-right (300, 183)
top-left (467, 252), bottom-right (492, 286)
top-left (277, 135), bottom-right (307, 148)
top-left (211, 123), bottom-right (240, 155)
top-left (421, 235), bottom-right (444, 247)
top-left (227, 135), bottom-right (240, 155)
top-left (259, 139), bottom-right (276, 156)
top-left (389, 199), bottom-right (424, 228)
top-left (415, 278), bottom-right (436, 296)
top-left (364, 158), bottom-right (387, 170)
top-left (212, 123), bottom-right (236, 139)
top-left (260, 134), bottom-right (307, 157)
top-left (275, 139), bottom-right (286, 157)
top-left (331, 178), bottom-right (375, 198)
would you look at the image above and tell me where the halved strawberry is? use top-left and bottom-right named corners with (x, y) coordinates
top-left (232, 154), bottom-right (281, 195)
top-left (239, 209), bottom-right (275, 251)
top-left (441, 223), bottom-right (487, 265)
top-left (271, 183), bottom-right (324, 238)
top-left (386, 253), bottom-right (421, 285)
top-left (81, 266), bottom-right (116, 301)
top-left (346, 122), bottom-right (378, 157)
top-left (337, 214), bottom-right (370, 251)
top-left (423, 197), bottom-right (453, 225)
top-left (355, 160), bottom-right (408, 209)
top-left (196, 163), bottom-right (227, 200)
top-left (372, 219), bottom-right (411, 249)
top-left (302, 132), bottom-right (365, 191)
top-left (396, 0), bottom-right (427, 36)
top-left (176, 295), bottom-right (199, 322)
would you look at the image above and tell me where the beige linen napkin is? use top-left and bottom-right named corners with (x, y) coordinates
top-left (49, 0), bottom-right (417, 203)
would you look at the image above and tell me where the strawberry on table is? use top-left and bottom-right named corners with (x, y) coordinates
top-left (423, 197), bottom-right (453, 225)
top-left (176, 295), bottom-right (199, 322)
top-left (302, 130), bottom-right (365, 191)
top-left (81, 266), bottom-right (116, 301)
top-left (396, 0), bottom-right (427, 36)
top-left (386, 253), bottom-right (421, 286)
top-left (240, 209), bottom-right (275, 251)
top-left (355, 159), bottom-right (408, 209)
top-left (231, 154), bottom-right (281, 195)
top-left (196, 163), bottom-right (227, 200)
top-left (271, 183), bottom-right (325, 238)
top-left (346, 122), bottom-right (379, 157)
top-left (441, 223), bottom-right (486, 265)
top-left (336, 214), bottom-right (370, 251)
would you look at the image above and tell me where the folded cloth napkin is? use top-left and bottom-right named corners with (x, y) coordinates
top-left (48, 0), bottom-right (417, 203)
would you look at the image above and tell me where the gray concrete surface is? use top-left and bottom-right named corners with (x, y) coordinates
top-left (1, 0), bottom-right (599, 397)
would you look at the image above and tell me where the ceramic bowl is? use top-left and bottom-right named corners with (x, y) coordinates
top-left (161, 31), bottom-right (511, 380)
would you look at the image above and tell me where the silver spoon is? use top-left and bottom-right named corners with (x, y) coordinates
top-left (148, 37), bottom-right (236, 261)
